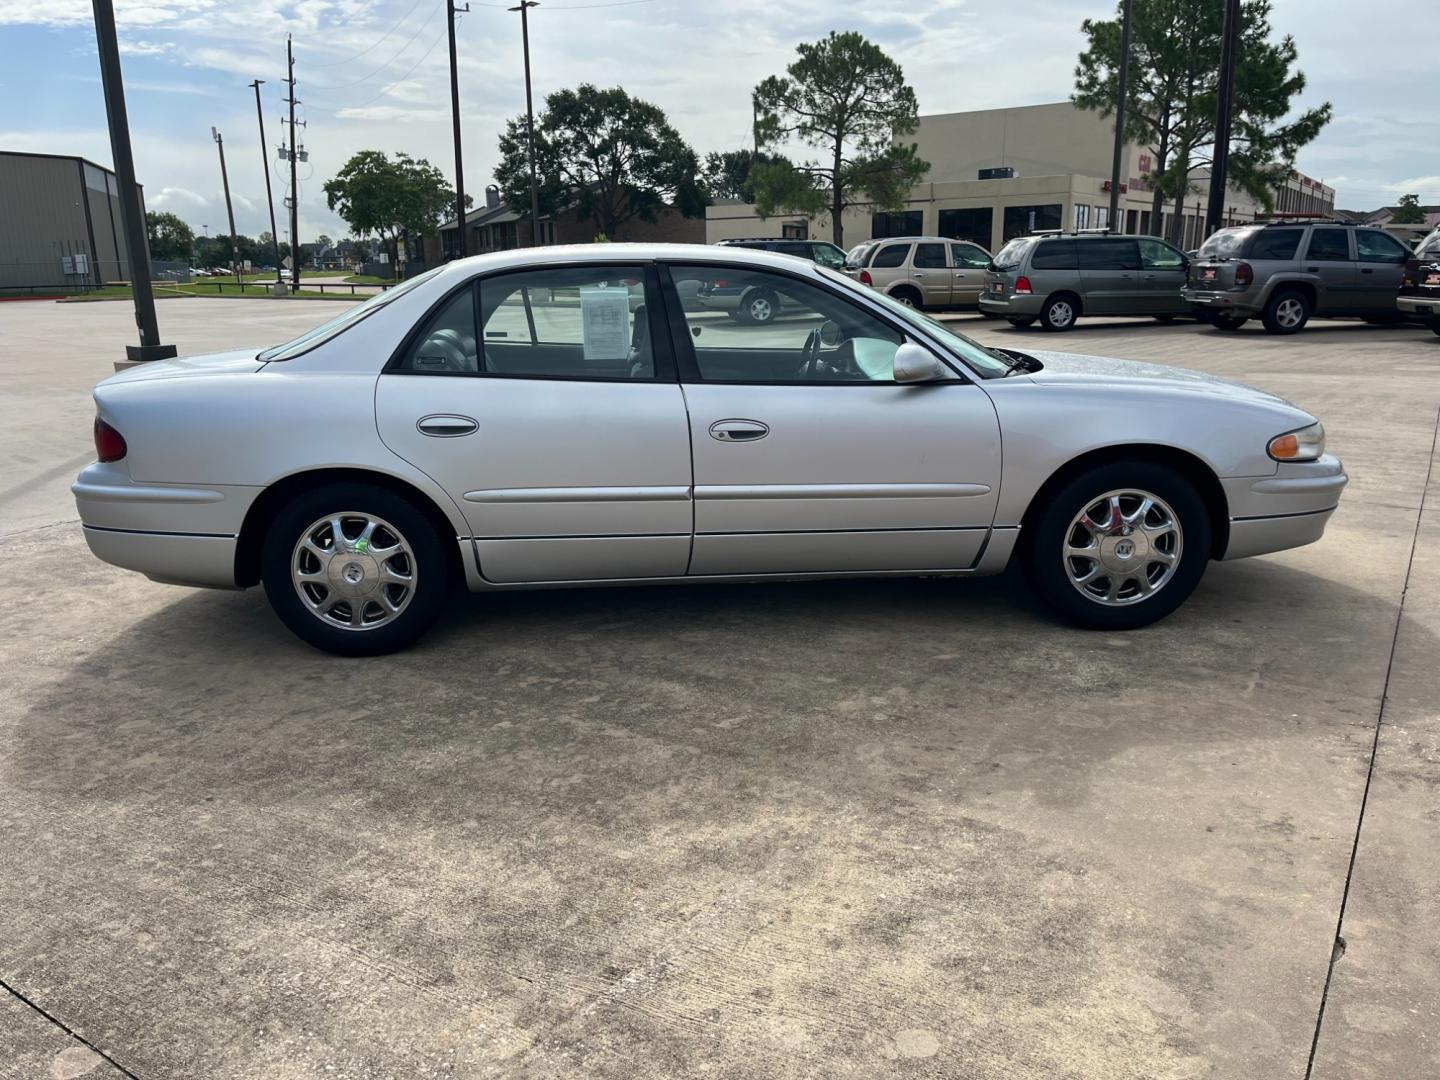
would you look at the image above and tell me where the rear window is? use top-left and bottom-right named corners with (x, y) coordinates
top-left (1031, 239), bottom-right (1078, 270)
top-left (871, 244), bottom-right (910, 269)
top-left (845, 242), bottom-right (878, 268)
top-left (990, 238), bottom-right (1031, 271)
top-left (1246, 228), bottom-right (1303, 261)
top-left (1197, 228), bottom-right (1250, 260)
top-left (1418, 232), bottom-right (1440, 258)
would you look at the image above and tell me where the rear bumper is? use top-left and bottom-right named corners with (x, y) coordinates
top-left (978, 294), bottom-right (1042, 317)
top-left (1396, 295), bottom-right (1439, 319)
top-left (1219, 455), bottom-right (1347, 560)
top-left (82, 526), bottom-right (240, 588)
top-left (1183, 288), bottom-right (1260, 316)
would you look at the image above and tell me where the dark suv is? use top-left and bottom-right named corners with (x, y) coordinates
top-left (1183, 220), bottom-right (1412, 334)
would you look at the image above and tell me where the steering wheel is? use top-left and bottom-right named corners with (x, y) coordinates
top-left (795, 328), bottom-right (823, 379)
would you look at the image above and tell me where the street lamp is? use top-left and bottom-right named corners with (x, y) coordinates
top-left (509, 0), bottom-right (541, 246)
top-left (91, 0), bottom-right (175, 367)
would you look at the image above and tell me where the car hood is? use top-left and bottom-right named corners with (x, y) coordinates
top-left (100, 348), bottom-right (267, 386)
top-left (1016, 349), bottom-right (1293, 406)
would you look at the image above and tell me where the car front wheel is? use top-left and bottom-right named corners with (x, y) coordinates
top-left (1024, 461), bottom-right (1211, 630)
top-left (261, 482), bottom-right (451, 655)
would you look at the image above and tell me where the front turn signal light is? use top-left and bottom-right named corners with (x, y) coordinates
top-left (1268, 422), bottom-right (1324, 462)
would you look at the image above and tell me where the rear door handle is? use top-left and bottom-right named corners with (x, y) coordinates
top-left (709, 419), bottom-right (769, 442)
top-left (1360, 268), bottom-right (1374, 274)
top-left (417, 414), bottom-right (478, 437)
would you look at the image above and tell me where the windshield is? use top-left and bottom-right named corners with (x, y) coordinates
top-left (1196, 228), bottom-right (1249, 260)
top-left (818, 267), bottom-right (1012, 379)
top-left (990, 238), bottom-right (1031, 271)
top-left (257, 266), bottom-right (444, 361)
top-left (845, 242), bottom-right (877, 269)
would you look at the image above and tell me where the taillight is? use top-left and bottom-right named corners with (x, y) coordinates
top-left (94, 417), bottom-right (127, 462)
top-left (1014, 275), bottom-right (1033, 295)
top-left (859, 269), bottom-right (873, 286)
top-left (1235, 262), bottom-right (1253, 288)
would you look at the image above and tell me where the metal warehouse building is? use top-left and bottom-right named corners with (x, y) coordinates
top-left (0, 150), bottom-right (148, 292)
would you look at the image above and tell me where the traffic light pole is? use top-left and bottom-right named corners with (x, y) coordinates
top-left (92, 0), bottom-right (176, 366)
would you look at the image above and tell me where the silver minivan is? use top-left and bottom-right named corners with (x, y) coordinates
top-left (845, 236), bottom-right (993, 311)
top-left (979, 233), bottom-right (1191, 331)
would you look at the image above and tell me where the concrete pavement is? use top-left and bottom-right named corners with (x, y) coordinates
top-left (1, 297), bottom-right (1437, 1078)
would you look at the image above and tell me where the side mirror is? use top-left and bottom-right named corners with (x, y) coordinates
top-left (819, 320), bottom-right (842, 347)
top-left (892, 340), bottom-right (947, 383)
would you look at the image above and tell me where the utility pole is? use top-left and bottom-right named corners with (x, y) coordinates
top-left (510, 0), bottom-right (541, 246)
top-left (1206, 0), bottom-right (1241, 237)
top-left (250, 79), bottom-right (284, 291)
top-left (284, 34), bottom-right (302, 290)
top-left (91, 0), bottom-right (176, 366)
top-left (212, 127), bottom-right (241, 283)
top-left (1107, 0), bottom-right (1133, 233)
top-left (447, 0), bottom-right (470, 258)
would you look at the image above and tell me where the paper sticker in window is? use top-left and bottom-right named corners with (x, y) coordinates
top-left (580, 286), bottom-right (631, 360)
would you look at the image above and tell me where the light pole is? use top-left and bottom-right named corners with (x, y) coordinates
top-left (447, 0), bottom-right (471, 258)
top-left (212, 127), bottom-right (241, 283)
top-left (1107, 0), bottom-right (1133, 234)
top-left (91, 0), bottom-right (176, 367)
top-left (1205, 0), bottom-right (1241, 237)
top-left (250, 79), bottom-right (284, 290)
top-left (509, 0), bottom-right (541, 246)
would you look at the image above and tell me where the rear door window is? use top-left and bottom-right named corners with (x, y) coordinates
top-left (1306, 229), bottom-right (1352, 261)
top-left (1030, 240), bottom-right (1077, 270)
top-left (1246, 229), bottom-right (1303, 260)
top-left (871, 244), bottom-right (911, 269)
top-left (1077, 239), bottom-right (1141, 271)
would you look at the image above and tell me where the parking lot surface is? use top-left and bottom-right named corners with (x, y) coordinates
top-left (1, 297), bottom-right (1437, 1078)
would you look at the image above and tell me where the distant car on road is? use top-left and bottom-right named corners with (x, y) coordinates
top-left (1397, 227), bottom-right (1440, 336)
top-left (980, 232), bottom-right (1191, 330)
top-left (844, 236), bottom-right (993, 311)
top-left (715, 237), bottom-right (848, 269)
top-left (699, 238), bottom-right (849, 322)
top-left (74, 243), bottom-right (1347, 654)
top-left (1184, 220), bottom-right (1412, 334)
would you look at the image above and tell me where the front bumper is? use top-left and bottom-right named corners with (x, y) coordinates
top-left (1219, 454), bottom-right (1347, 560)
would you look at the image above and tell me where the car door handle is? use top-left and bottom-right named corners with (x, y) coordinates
top-left (912, 273), bottom-right (925, 279)
top-left (1360, 268), bottom-right (1374, 274)
top-left (709, 419), bottom-right (769, 442)
top-left (1306, 266), bottom-right (1319, 273)
top-left (417, 414), bottom-right (478, 437)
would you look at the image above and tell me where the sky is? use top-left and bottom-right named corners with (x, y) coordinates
top-left (0, 0), bottom-right (1434, 243)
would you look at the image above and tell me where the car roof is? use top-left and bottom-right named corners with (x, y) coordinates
top-left (873, 235), bottom-right (971, 244)
top-left (433, 242), bottom-right (830, 280)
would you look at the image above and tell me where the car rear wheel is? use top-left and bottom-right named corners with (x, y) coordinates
top-left (261, 482), bottom-right (451, 656)
top-left (1040, 294), bottom-right (1079, 332)
top-left (737, 288), bottom-right (779, 325)
top-left (1211, 314), bottom-right (1248, 331)
top-left (1023, 461), bottom-right (1211, 630)
top-left (1262, 289), bottom-right (1311, 335)
top-left (1007, 316), bottom-right (1036, 328)
top-left (890, 286), bottom-right (923, 310)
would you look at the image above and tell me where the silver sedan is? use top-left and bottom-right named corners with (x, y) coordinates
top-left (74, 244), bottom-right (1347, 654)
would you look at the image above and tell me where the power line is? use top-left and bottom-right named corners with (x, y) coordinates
top-left (306, 20), bottom-right (451, 115)
top-left (303, 0), bottom-right (444, 94)
top-left (305, 0), bottom-right (428, 67)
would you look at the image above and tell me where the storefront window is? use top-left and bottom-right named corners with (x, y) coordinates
top-left (1002, 204), bottom-right (1062, 241)
top-left (937, 207), bottom-right (993, 249)
top-left (871, 210), bottom-right (923, 238)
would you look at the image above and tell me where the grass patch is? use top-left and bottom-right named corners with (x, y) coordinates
top-left (59, 283), bottom-right (357, 303)
top-left (342, 274), bottom-right (397, 285)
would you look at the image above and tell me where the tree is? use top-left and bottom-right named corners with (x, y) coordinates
top-left (495, 84), bottom-right (706, 239)
top-left (1392, 194), bottom-right (1425, 224)
top-left (749, 31), bottom-right (928, 248)
top-left (701, 149), bottom-right (792, 204)
top-left (323, 151), bottom-right (461, 265)
top-left (1075, 0), bottom-right (1331, 245)
top-left (146, 211), bottom-right (194, 262)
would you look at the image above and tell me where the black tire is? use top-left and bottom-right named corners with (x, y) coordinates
top-left (1039, 293), bottom-right (1079, 332)
top-left (1007, 316), bottom-right (1036, 328)
top-left (1261, 288), bottom-right (1311, 335)
top-left (1211, 314), bottom-right (1248, 331)
top-left (1431, 320), bottom-right (1440, 338)
top-left (1022, 460), bottom-right (1212, 631)
top-left (261, 482), bottom-right (451, 656)
top-left (1363, 314), bottom-right (1402, 325)
top-left (737, 287), bottom-right (779, 325)
top-left (1153, 314), bottom-right (1178, 322)
top-left (890, 285), bottom-right (923, 311)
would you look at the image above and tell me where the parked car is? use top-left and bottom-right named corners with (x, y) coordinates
top-left (844, 236), bottom-right (993, 311)
top-left (979, 232), bottom-right (1192, 330)
top-left (1397, 228), bottom-right (1440, 336)
top-left (74, 243), bottom-right (1347, 655)
top-left (1183, 220), bottom-right (1412, 334)
top-left (716, 237), bottom-right (848, 269)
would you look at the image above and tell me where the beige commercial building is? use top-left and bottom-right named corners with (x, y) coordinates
top-left (706, 102), bottom-right (1334, 254)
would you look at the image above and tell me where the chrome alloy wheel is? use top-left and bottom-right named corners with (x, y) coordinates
top-left (1063, 489), bottom-right (1182, 606)
top-left (1274, 296), bottom-right (1306, 329)
top-left (1047, 300), bottom-right (1074, 328)
top-left (291, 512), bottom-right (416, 631)
top-left (748, 295), bottom-right (774, 322)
